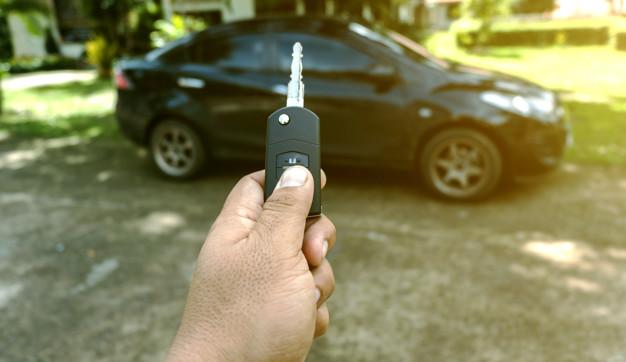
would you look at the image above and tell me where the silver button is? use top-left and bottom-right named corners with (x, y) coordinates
top-left (278, 114), bottom-right (290, 125)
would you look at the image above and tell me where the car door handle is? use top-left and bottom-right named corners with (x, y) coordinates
top-left (177, 77), bottom-right (205, 89)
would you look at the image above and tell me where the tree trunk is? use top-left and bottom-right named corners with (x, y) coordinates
top-left (45, 0), bottom-right (63, 53)
top-left (162, 0), bottom-right (174, 20)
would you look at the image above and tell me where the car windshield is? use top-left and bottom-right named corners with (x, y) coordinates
top-left (348, 22), bottom-right (450, 70)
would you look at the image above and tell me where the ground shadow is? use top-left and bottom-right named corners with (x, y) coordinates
top-left (30, 80), bottom-right (113, 97)
top-left (0, 112), bottom-right (118, 139)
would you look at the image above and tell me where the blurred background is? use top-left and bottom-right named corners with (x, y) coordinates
top-left (1, 0), bottom-right (626, 361)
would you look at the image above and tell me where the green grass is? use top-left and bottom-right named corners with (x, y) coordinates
top-left (1, 79), bottom-right (118, 139)
top-left (454, 16), bottom-right (626, 34)
top-left (491, 16), bottom-right (626, 32)
top-left (2, 52), bottom-right (625, 167)
top-left (424, 31), bottom-right (626, 166)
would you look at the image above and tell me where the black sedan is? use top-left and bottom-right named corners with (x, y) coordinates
top-left (115, 16), bottom-right (569, 200)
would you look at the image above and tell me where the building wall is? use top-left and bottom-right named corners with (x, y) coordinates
top-left (554, 0), bottom-right (613, 17)
top-left (170, 0), bottom-right (255, 22)
top-left (7, 13), bottom-right (48, 58)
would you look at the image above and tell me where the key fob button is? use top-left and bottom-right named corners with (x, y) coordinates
top-left (276, 152), bottom-right (309, 178)
top-left (277, 152), bottom-right (309, 168)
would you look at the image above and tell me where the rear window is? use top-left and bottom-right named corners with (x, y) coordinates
top-left (147, 35), bottom-right (193, 62)
top-left (190, 35), bottom-right (268, 71)
top-left (274, 33), bottom-right (376, 74)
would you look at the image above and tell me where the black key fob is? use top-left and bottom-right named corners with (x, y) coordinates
top-left (264, 106), bottom-right (321, 217)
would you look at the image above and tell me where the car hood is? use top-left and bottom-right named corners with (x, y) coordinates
top-left (438, 62), bottom-right (547, 97)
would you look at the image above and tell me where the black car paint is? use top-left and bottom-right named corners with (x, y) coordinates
top-left (116, 17), bottom-right (567, 176)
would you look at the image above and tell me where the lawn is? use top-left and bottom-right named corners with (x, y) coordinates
top-left (2, 41), bottom-right (626, 167)
top-left (424, 31), bottom-right (626, 166)
top-left (1, 78), bottom-right (117, 139)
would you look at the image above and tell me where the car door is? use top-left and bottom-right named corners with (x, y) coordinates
top-left (176, 33), bottom-right (279, 160)
top-left (268, 32), bottom-right (411, 167)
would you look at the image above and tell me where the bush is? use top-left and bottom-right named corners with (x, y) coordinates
top-left (511, 0), bottom-right (555, 14)
top-left (86, 36), bottom-right (117, 78)
top-left (617, 32), bottom-right (626, 51)
top-left (457, 26), bottom-right (610, 47)
top-left (150, 15), bottom-right (206, 48)
top-left (6, 56), bottom-right (86, 74)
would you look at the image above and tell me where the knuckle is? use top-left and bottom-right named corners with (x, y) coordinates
top-left (315, 307), bottom-right (330, 337)
top-left (326, 262), bottom-right (336, 296)
top-left (315, 260), bottom-right (335, 299)
top-left (326, 217), bottom-right (337, 240)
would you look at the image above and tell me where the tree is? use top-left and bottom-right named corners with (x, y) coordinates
top-left (461, 0), bottom-right (513, 44)
top-left (81, 0), bottom-right (160, 77)
top-left (81, 0), bottom-right (160, 55)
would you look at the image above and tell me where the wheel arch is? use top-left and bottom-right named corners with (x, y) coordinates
top-left (145, 113), bottom-right (211, 153)
top-left (415, 118), bottom-right (511, 174)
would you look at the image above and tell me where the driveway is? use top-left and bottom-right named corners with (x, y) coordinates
top-left (1, 136), bottom-right (625, 361)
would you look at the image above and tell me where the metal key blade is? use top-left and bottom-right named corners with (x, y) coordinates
top-left (286, 42), bottom-right (304, 108)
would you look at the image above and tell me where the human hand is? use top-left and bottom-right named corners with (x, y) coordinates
top-left (167, 166), bottom-right (336, 362)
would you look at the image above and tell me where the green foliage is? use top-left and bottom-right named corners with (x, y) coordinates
top-left (457, 27), bottom-right (610, 48)
top-left (617, 33), bottom-right (626, 51)
top-left (81, 0), bottom-right (161, 55)
top-left (425, 31), bottom-right (626, 165)
top-left (0, 0), bottom-right (50, 41)
top-left (86, 36), bottom-right (117, 78)
top-left (6, 55), bottom-right (84, 74)
top-left (460, 0), bottom-right (513, 44)
top-left (461, 0), bottom-right (513, 24)
top-left (150, 15), bottom-right (206, 48)
top-left (454, 16), bottom-right (620, 48)
top-left (15, 11), bottom-right (46, 36)
top-left (0, 0), bottom-right (49, 14)
top-left (1, 79), bottom-right (117, 139)
top-left (510, 0), bottom-right (555, 14)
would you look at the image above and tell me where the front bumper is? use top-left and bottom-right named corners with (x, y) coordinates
top-left (509, 111), bottom-right (570, 176)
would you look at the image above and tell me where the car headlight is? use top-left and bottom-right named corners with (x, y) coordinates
top-left (529, 91), bottom-right (556, 114)
top-left (480, 91), bottom-right (556, 120)
top-left (480, 91), bottom-right (531, 116)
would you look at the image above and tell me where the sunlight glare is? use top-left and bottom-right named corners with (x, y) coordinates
top-left (134, 211), bottom-right (186, 235)
top-left (522, 240), bottom-right (594, 265)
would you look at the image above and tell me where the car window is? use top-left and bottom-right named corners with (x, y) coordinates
top-left (275, 33), bottom-right (376, 74)
top-left (190, 34), bottom-right (268, 71)
top-left (348, 22), bottom-right (449, 70)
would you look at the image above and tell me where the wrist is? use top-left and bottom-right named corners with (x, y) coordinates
top-left (167, 327), bottom-right (240, 362)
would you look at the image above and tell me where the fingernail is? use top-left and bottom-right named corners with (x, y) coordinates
top-left (314, 288), bottom-right (321, 302)
top-left (276, 166), bottom-right (308, 189)
top-left (321, 240), bottom-right (329, 259)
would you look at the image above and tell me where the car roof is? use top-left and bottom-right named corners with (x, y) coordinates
top-left (200, 15), bottom-right (352, 36)
top-left (147, 16), bottom-right (362, 62)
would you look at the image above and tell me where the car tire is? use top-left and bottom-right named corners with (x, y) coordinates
top-left (149, 119), bottom-right (207, 179)
top-left (420, 127), bottom-right (502, 200)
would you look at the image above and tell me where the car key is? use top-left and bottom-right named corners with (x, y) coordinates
top-left (264, 42), bottom-right (321, 217)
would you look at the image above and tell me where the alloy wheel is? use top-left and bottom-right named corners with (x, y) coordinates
top-left (151, 121), bottom-right (202, 178)
top-left (428, 138), bottom-right (490, 199)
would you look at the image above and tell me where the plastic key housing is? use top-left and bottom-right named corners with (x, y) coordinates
top-left (264, 106), bottom-right (321, 217)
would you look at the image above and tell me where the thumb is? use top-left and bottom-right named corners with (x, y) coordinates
top-left (253, 166), bottom-right (314, 253)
